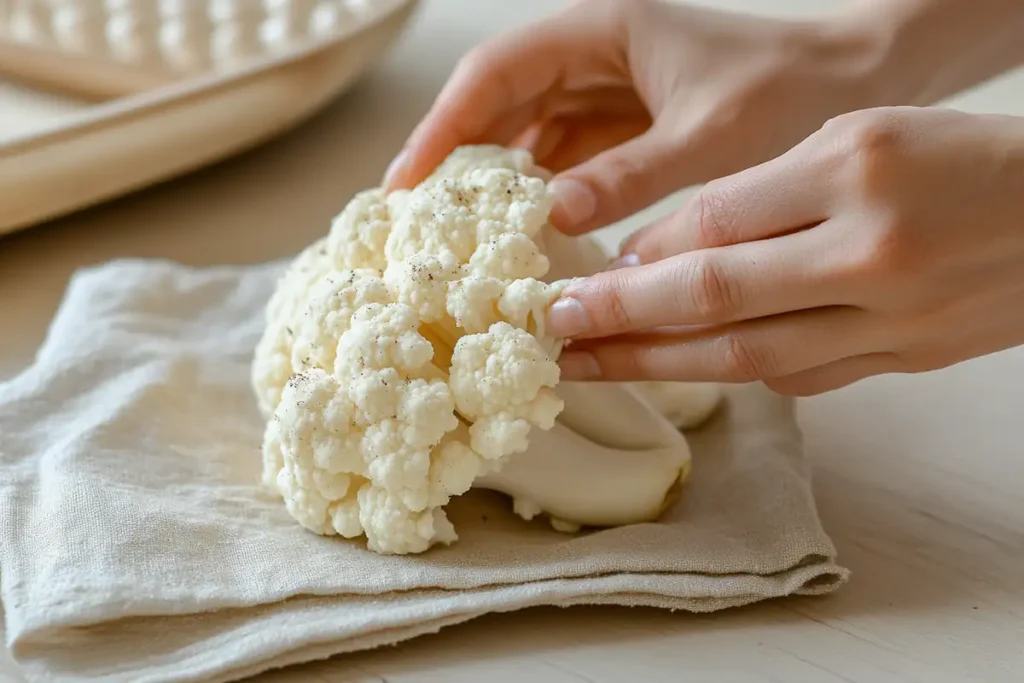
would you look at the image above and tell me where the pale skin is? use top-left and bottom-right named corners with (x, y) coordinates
top-left (384, 0), bottom-right (1024, 396)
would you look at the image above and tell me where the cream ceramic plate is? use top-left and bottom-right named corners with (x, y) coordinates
top-left (0, 0), bottom-right (419, 236)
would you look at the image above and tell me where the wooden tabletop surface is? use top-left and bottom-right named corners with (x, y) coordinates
top-left (2, 1), bottom-right (1022, 681)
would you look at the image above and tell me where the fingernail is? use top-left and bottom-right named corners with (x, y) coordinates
top-left (619, 225), bottom-right (649, 256)
top-left (546, 297), bottom-right (591, 338)
top-left (548, 178), bottom-right (596, 228)
top-left (382, 149), bottom-right (410, 188)
top-left (606, 253), bottom-right (641, 271)
top-left (558, 351), bottom-right (602, 380)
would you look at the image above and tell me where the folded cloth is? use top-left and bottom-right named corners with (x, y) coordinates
top-left (0, 259), bottom-right (848, 683)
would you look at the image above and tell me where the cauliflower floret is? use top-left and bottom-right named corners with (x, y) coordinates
top-left (262, 370), bottom-right (366, 527)
top-left (357, 376), bottom-right (461, 510)
top-left (384, 182), bottom-right (479, 263)
top-left (445, 275), bottom-right (506, 334)
top-left (266, 358), bottom-right (470, 553)
top-left (497, 278), bottom-right (568, 351)
top-left (357, 486), bottom-right (457, 555)
top-left (252, 239), bottom-right (333, 417)
top-left (385, 189), bottom-right (412, 217)
top-left (384, 167), bottom-right (552, 263)
top-left (469, 232), bottom-right (549, 281)
top-left (427, 144), bottom-right (536, 181)
top-left (449, 322), bottom-right (564, 460)
top-left (383, 250), bottom-right (464, 323)
top-left (255, 145), bottom-right (573, 555)
top-left (427, 438), bottom-right (484, 504)
top-left (464, 169), bottom-right (553, 245)
top-left (329, 496), bottom-right (364, 538)
top-left (289, 269), bottom-right (391, 374)
top-left (326, 189), bottom-right (393, 271)
top-left (334, 303), bottom-right (438, 379)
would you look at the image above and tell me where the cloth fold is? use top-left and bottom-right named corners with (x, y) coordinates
top-left (0, 259), bottom-right (847, 683)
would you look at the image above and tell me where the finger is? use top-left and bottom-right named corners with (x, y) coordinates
top-left (547, 224), bottom-right (847, 339)
top-left (619, 136), bottom-right (833, 264)
top-left (479, 101), bottom-right (545, 149)
top-left (513, 120), bottom-right (568, 162)
top-left (765, 353), bottom-right (905, 396)
top-left (541, 87), bottom-right (650, 121)
top-left (384, 6), bottom-right (626, 191)
top-left (547, 123), bottom-right (692, 235)
top-left (539, 113), bottom-right (652, 173)
top-left (557, 306), bottom-right (880, 382)
top-left (488, 89), bottom-right (648, 151)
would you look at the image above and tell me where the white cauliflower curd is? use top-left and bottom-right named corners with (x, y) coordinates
top-left (253, 145), bottom-right (723, 555)
top-left (255, 146), bottom-right (572, 554)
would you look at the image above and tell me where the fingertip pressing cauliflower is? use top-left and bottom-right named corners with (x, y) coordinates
top-left (252, 144), bottom-right (723, 555)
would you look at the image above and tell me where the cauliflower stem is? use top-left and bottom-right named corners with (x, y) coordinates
top-left (252, 145), bottom-right (721, 555)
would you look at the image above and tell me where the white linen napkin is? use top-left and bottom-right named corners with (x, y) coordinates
top-left (0, 259), bottom-right (847, 683)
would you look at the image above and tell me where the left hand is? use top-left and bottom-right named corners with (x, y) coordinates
top-left (548, 106), bottom-right (1024, 395)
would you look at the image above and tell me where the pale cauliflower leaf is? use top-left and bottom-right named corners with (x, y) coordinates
top-left (254, 145), bottom-right (572, 554)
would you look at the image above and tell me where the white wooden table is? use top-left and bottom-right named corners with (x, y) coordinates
top-left (2, 1), bottom-right (1022, 681)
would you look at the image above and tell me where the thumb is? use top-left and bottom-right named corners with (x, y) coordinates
top-left (547, 126), bottom-right (689, 236)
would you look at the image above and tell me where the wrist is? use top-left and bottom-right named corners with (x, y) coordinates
top-left (824, 0), bottom-right (1024, 107)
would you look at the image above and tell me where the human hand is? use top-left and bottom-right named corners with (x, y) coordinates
top-left (550, 107), bottom-right (1024, 395)
top-left (383, 0), bottom-right (894, 235)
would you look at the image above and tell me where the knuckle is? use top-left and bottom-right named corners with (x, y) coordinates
top-left (594, 281), bottom-right (634, 333)
top-left (685, 255), bottom-right (740, 321)
top-left (722, 334), bottom-right (778, 382)
top-left (829, 110), bottom-right (904, 192)
top-left (849, 114), bottom-right (902, 158)
top-left (823, 109), bottom-right (896, 145)
top-left (692, 184), bottom-right (733, 248)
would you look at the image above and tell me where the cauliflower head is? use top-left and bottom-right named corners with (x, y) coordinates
top-left (253, 145), bottom-right (570, 554)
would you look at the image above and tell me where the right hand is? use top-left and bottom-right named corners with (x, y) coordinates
top-left (383, 0), bottom-right (895, 237)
